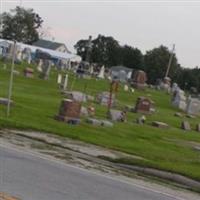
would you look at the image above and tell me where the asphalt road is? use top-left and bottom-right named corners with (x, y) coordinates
top-left (0, 145), bottom-right (179, 200)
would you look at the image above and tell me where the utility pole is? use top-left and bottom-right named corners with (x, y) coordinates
top-left (7, 41), bottom-right (16, 117)
top-left (165, 44), bottom-right (175, 78)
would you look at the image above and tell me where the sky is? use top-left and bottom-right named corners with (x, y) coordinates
top-left (2, 0), bottom-right (200, 68)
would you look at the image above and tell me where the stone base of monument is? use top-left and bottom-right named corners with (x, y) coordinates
top-left (152, 121), bottom-right (169, 129)
top-left (55, 115), bottom-right (81, 125)
top-left (86, 118), bottom-right (113, 127)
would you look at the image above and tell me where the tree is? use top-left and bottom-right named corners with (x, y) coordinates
top-left (91, 34), bottom-right (122, 66)
top-left (121, 45), bottom-right (144, 70)
top-left (74, 38), bottom-right (91, 62)
top-left (0, 6), bottom-right (43, 44)
top-left (144, 45), bottom-right (180, 84)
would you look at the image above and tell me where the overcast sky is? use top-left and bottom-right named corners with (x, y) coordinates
top-left (2, 0), bottom-right (200, 68)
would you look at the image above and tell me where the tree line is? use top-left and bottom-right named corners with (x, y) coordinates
top-left (1, 6), bottom-right (200, 91)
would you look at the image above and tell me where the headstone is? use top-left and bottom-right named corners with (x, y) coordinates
top-left (181, 121), bottom-right (191, 131)
top-left (186, 98), bottom-right (200, 116)
top-left (101, 120), bottom-right (113, 127)
top-left (56, 99), bottom-right (81, 122)
top-left (108, 109), bottom-right (127, 122)
top-left (96, 92), bottom-right (115, 106)
top-left (152, 121), bottom-right (169, 129)
top-left (97, 65), bottom-right (105, 79)
top-left (57, 74), bottom-right (62, 84)
top-left (13, 70), bottom-right (20, 75)
top-left (196, 124), bottom-right (200, 132)
top-left (63, 74), bottom-right (68, 90)
top-left (159, 77), bottom-right (171, 92)
top-left (86, 95), bottom-right (95, 102)
top-left (67, 91), bottom-right (87, 102)
top-left (80, 106), bottom-right (89, 117)
top-left (67, 118), bottom-right (81, 125)
top-left (41, 60), bottom-right (51, 80)
top-left (132, 70), bottom-right (147, 90)
top-left (124, 84), bottom-right (129, 91)
top-left (174, 112), bottom-right (183, 117)
top-left (136, 115), bottom-right (146, 124)
top-left (171, 83), bottom-right (179, 94)
top-left (87, 105), bottom-right (95, 116)
top-left (172, 89), bottom-right (187, 111)
top-left (24, 67), bottom-right (34, 78)
top-left (86, 118), bottom-right (113, 127)
top-left (0, 97), bottom-right (13, 106)
top-left (86, 118), bottom-right (102, 126)
top-left (22, 48), bottom-right (32, 64)
top-left (135, 97), bottom-right (152, 114)
top-left (37, 59), bottom-right (43, 72)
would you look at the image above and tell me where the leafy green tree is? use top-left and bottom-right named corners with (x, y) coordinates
top-left (121, 45), bottom-right (143, 69)
top-left (0, 6), bottom-right (43, 44)
top-left (91, 34), bottom-right (122, 66)
top-left (74, 39), bottom-right (90, 61)
top-left (144, 45), bottom-right (180, 84)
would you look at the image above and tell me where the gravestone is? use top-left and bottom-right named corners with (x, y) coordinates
top-left (97, 65), bottom-right (105, 79)
top-left (41, 60), bottom-right (51, 80)
top-left (135, 97), bottom-right (152, 114)
top-left (136, 115), bottom-right (146, 124)
top-left (0, 97), bottom-right (13, 106)
top-left (152, 121), bottom-right (169, 129)
top-left (186, 98), bottom-right (200, 116)
top-left (181, 121), bottom-right (191, 131)
top-left (80, 106), bottom-right (89, 117)
top-left (96, 91), bottom-right (115, 106)
top-left (24, 67), bottom-right (34, 78)
top-left (196, 124), bottom-right (200, 132)
top-left (171, 83), bottom-right (180, 94)
top-left (174, 112), bottom-right (183, 117)
top-left (101, 120), bottom-right (113, 127)
top-left (86, 118), bottom-right (102, 126)
top-left (67, 91), bottom-right (87, 102)
top-left (56, 99), bottom-right (81, 122)
top-left (159, 77), bottom-right (171, 92)
top-left (124, 84), bottom-right (129, 91)
top-left (172, 89), bottom-right (187, 111)
top-left (37, 59), bottom-right (43, 72)
top-left (57, 74), bottom-right (62, 84)
top-left (62, 74), bottom-right (68, 90)
top-left (22, 48), bottom-right (32, 64)
top-left (87, 105), bottom-right (95, 116)
top-left (132, 70), bottom-right (147, 90)
top-left (108, 109), bottom-right (126, 122)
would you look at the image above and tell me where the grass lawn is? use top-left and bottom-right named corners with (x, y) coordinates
top-left (1, 61), bottom-right (200, 181)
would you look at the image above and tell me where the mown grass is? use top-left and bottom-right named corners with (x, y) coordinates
top-left (1, 61), bottom-right (200, 181)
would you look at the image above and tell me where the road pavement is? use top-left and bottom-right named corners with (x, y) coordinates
top-left (0, 145), bottom-right (181, 200)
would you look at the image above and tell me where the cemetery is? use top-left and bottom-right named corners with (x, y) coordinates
top-left (1, 56), bottom-right (200, 183)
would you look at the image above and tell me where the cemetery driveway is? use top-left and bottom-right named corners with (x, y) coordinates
top-left (0, 145), bottom-right (183, 200)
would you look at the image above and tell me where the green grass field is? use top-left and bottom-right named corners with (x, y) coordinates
top-left (1, 61), bottom-right (200, 181)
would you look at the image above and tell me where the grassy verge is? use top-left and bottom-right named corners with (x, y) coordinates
top-left (1, 61), bottom-right (200, 181)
